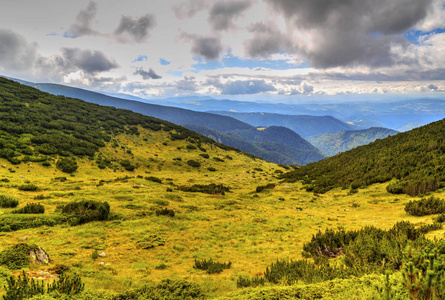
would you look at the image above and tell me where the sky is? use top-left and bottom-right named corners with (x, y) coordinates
top-left (0, 0), bottom-right (444, 102)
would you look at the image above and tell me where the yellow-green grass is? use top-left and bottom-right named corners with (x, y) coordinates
top-left (0, 130), bottom-right (444, 298)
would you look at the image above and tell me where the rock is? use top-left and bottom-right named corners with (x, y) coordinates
top-left (19, 236), bottom-right (28, 240)
top-left (98, 252), bottom-right (106, 257)
top-left (98, 262), bottom-right (105, 266)
top-left (29, 246), bottom-right (50, 265)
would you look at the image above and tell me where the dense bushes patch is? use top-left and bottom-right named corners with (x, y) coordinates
top-left (0, 243), bottom-right (39, 269)
top-left (193, 259), bottom-right (231, 274)
top-left (112, 279), bottom-right (205, 300)
top-left (156, 208), bottom-right (175, 217)
top-left (0, 214), bottom-right (65, 232)
top-left (56, 157), bottom-right (78, 173)
top-left (145, 176), bottom-right (162, 183)
top-left (0, 195), bottom-right (18, 208)
top-left (17, 184), bottom-right (38, 191)
top-left (3, 270), bottom-right (84, 299)
top-left (177, 183), bottom-right (230, 195)
top-left (256, 183), bottom-right (276, 193)
top-left (61, 200), bottom-right (110, 226)
top-left (405, 196), bottom-right (445, 216)
top-left (12, 203), bottom-right (45, 214)
top-left (186, 160), bottom-right (201, 168)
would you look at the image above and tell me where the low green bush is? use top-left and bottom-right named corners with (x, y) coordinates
top-left (0, 243), bottom-right (39, 269)
top-left (0, 214), bottom-right (65, 232)
top-left (112, 279), bottom-right (205, 300)
top-left (156, 208), bottom-right (175, 217)
top-left (178, 184), bottom-right (230, 195)
top-left (236, 275), bottom-right (265, 288)
top-left (0, 195), bottom-right (18, 208)
top-left (17, 184), bottom-right (38, 191)
top-left (193, 259), bottom-right (231, 274)
top-left (56, 157), bottom-right (78, 173)
top-left (199, 154), bottom-right (209, 159)
top-left (145, 176), bottom-right (162, 183)
top-left (12, 203), bottom-right (45, 214)
top-left (405, 196), bottom-right (445, 216)
top-left (256, 183), bottom-right (276, 193)
top-left (61, 200), bottom-right (110, 226)
top-left (186, 160), bottom-right (201, 168)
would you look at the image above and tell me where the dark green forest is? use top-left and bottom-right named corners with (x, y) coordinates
top-left (283, 119), bottom-right (445, 195)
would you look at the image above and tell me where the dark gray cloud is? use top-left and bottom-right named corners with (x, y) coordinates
top-left (182, 33), bottom-right (224, 60)
top-left (61, 48), bottom-right (119, 74)
top-left (208, 1), bottom-right (251, 30)
top-left (0, 29), bottom-right (37, 71)
top-left (213, 79), bottom-right (276, 94)
top-left (428, 84), bottom-right (439, 90)
top-left (66, 1), bottom-right (98, 37)
top-left (114, 14), bottom-right (156, 43)
top-left (244, 22), bottom-right (294, 57)
top-left (258, 0), bottom-right (434, 68)
top-left (133, 67), bottom-right (162, 79)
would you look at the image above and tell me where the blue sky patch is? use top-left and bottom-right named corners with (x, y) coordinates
top-left (404, 28), bottom-right (445, 45)
top-left (132, 55), bottom-right (148, 62)
top-left (191, 55), bottom-right (307, 72)
top-left (159, 58), bottom-right (171, 65)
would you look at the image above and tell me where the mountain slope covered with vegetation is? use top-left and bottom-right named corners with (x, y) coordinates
top-left (184, 124), bottom-right (325, 165)
top-left (307, 127), bottom-right (398, 156)
top-left (283, 119), bottom-right (445, 195)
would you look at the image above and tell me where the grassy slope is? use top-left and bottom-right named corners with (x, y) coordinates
top-left (0, 78), bottom-right (444, 298)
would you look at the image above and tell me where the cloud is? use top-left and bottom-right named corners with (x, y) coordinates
top-left (133, 67), bottom-right (162, 79)
top-left (114, 14), bottom-right (156, 43)
top-left (182, 33), bottom-right (224, 60)
top-left (213, 79), bottom-right (276, 94)
top-left (173, 0), bottom-right (207, 19)
top-left (244, 21), bottom-right (295, 58)
top-left (260, 0), bottom-right (435, 68)
top-left (0, 29), bottom-right (37, 72)
top-left (66, 1), bottom-right (99, 37)
top-left (208, 1), bottom-right (251, 30)
top-left (61, 48), bottom-right (119, 74)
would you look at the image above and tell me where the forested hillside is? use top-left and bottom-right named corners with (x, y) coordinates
top-left (307, 127), bottom-right (398, 156)
top-left (283, 119), bottom-right (445, 195)
top-left (184, 124), bottom-right (325, 165)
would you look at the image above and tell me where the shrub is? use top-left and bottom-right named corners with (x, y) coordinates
top-left (120, 159), bottom-right (135, 171)
top-left (18, 184), bottom-right (38, 191)
top-left (145, 176), bottom-right (162, 184)
top-left (156, 208), bottom-right (175, 217)
top-left (0, 195), bottom-right (18, 208)
top-left (213, 157), bottom-right (224, 162)
top-left (207, 167), bottom-right (216, 172)
top-left (136, 234), bottom-right (165, 249)
top-left (186, 144), bottom-right (197, 150)
top-left (178, 184), bottom-right (230, 195)
top-left (3, 270), bottom-right (84, 300)
top-left (56, 157), bottom-right (78, 173)
top-left (418, 222), bottom-right (443, 234)
top-left (12, 203), bottom-right (45, 214)
top-left (236, 275), bottom-right (265, 288)
top-left (0, 214), bottom-right (66, 232)
top-left (256, 183), bottom-right (276, 193)
top-left (193, 259), bottom-right (231, 274)
top-left (435, 214), bottom-right (445, 223)
top-left (199, 154), bottom-right (209, 159)
top-left (62, 200), bottom-right (110, 226)
top-left (0, 243), bottom-right (39, 269)
top-left (187, 160), bottom-right (201, 168)
top-left (405, 196), bottom-right (445, 216)
top-left (113, 279), bottom-right (205, 300)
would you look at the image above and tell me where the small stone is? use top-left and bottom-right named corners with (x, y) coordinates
top-left (98, 262), bottom-right (105, 266)
top-left (19, 236), bottom-right (28, 240)
top-left (98, 252), bottom-right (106, 257)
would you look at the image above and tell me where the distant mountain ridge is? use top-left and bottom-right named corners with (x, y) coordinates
top-left (212, 111), bottom-right (355, 138)
top-left (307, 127), bottom-right (398, 156)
